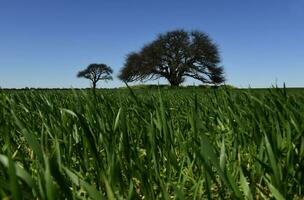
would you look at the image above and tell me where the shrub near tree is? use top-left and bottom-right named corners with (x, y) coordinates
top-left (119, 29), bottom-right (226, 86)
top-left (77, 63), bottom-right (113, 92)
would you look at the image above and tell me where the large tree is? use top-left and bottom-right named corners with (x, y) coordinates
top-left (77, 63), bottom-right (113, 90)
top-left (119, 29), bottom-right (225, 86)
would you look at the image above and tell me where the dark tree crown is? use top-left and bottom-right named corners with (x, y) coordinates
top-left (118, 29), bottom-right (226, 86)
top-left (77, 63), bottom-right (113, 89)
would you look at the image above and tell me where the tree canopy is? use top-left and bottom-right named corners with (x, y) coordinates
top-left (119, 29), bottom-right (225, 86)
top-left (77, 63), bottom-right (113, 89)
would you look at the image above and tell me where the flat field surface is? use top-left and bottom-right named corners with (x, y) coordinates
top-left (0, 88), bottom-right (304, 199)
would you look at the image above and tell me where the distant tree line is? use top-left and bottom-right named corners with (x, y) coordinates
top-left (77, 29), bottom-right (226, 90)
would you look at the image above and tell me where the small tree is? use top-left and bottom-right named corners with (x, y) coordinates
top-left (118, 29), bottom-right (225, 86)
top-left (77, 64), bottom-right (113, 90)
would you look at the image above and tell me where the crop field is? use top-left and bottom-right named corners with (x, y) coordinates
top-left (0, 87), bottom-right (304, 199)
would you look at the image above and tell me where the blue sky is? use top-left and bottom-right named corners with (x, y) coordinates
top-left (0, 0), bottom-right (303, 88)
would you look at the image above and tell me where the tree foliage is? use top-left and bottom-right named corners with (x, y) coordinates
top-left (119, 29), bottom-right (225, 86)
top-left (77, 64), bottom-right (113, 89)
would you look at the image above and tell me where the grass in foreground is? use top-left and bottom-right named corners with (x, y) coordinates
top-left (0, 87), bottom-right (304, 199)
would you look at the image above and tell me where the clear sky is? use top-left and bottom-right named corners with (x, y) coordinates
top-left (0, 0), bottom-right (303, 88)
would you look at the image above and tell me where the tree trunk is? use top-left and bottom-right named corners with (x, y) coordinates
top-left (92, 81), bottom-right (97, 90)
top-left (92, 81), bottom-right (97, 96)
top-left (168, 76), bottom-right (181, 87)
top-left (170, 81), bottom-right (180, 87)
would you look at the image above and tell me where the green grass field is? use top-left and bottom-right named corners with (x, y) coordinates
top-left (0, 87), bottom-right (304, 199)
